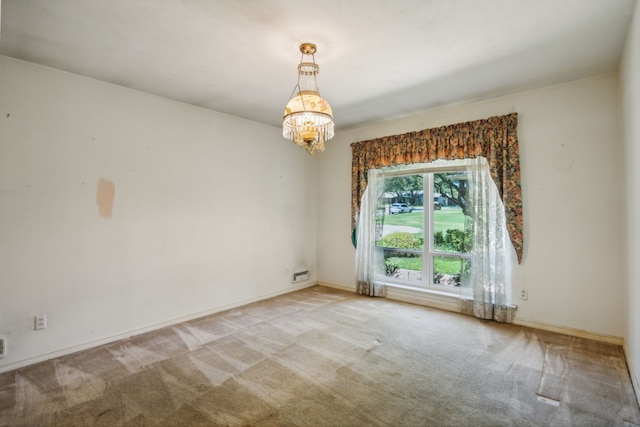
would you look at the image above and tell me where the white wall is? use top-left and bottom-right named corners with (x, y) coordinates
top-left (0, 56), bottom-right (317, 372)
top-left (620, 0), bottom-right (640, 401)
top-left (318, 73), bottom-right (624, 339)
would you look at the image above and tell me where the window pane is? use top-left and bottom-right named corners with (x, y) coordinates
top-left (433, 256), bottom-right (471, 288)
top-left (375, 174), bottom-right (424, 285)
top-left (376, 174), bottom-right (424, 249)
top-left (383, 249), bottom-right (422, 283)
top-left (433, 172), bottom-right (471, 254)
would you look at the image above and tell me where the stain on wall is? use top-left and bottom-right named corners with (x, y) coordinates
top-left (96, 179), bottom-right (115, 219)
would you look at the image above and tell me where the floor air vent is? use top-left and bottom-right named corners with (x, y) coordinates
top-left (0, 337), bottom-right (5, 358)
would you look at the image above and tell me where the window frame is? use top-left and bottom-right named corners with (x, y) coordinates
top-left (375, 161), bottom-right (471, 294)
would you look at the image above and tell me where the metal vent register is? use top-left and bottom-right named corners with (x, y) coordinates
top-left (292, 270), bottom-right (310, 283)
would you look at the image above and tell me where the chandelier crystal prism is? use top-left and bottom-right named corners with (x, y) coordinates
top-left (283, 43), bottom-right (334, 155)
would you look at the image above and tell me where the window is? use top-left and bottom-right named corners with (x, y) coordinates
top-left (375, 165), bottom-right (471, 292)
top-left (356, 156), bottom-right (513, 320)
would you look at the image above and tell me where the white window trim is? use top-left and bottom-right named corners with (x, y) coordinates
top-left (375, 160), bottom-right (470, 296)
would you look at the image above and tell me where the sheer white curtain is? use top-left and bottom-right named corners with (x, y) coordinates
top-left (355, 169), bottom-right (386, 296)
top-left (355, 158), bottom-right (514, 321)
top-left (462, 157), bottom-right (514, 322)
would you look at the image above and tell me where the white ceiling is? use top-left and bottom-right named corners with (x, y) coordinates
top-left (1, 0), bottom-right (636, 130)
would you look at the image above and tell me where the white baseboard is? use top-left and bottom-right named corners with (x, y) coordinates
top-left (0, 282), bottom-right (318, 374)
top-left (623, 341), bottom-right (640, 407)
top-left (316, 282), bottom-right (624, 345)
top-left (316, 281), bottom-right (355, 292)
top-left (318, 281), bottom-right (461, 313)
top-left (384, 285), bottom-right (461, 313)
top-left (512, 318), bottom-right (623, 345)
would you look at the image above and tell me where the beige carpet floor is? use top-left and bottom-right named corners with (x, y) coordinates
top-left (1, 285), bottom-right (639, 426)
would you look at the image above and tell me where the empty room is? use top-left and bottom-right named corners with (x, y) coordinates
top-left (1, 0), bottom-right (640, 425)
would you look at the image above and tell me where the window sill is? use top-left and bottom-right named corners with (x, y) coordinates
top-left (382, 282), bottom-right (462, 314)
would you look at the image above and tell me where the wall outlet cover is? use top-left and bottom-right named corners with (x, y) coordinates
top-left (35, 314), bottom-right (47, 330)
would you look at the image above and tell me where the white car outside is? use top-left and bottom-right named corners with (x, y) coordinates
top-left (390, 203), bottom-right (412, 214)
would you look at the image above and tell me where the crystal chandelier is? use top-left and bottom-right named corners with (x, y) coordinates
top-left (283, 43), bottom-right (334, 155)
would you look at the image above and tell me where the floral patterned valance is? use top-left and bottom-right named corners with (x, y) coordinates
top-left (351, 112), bottom-right (523, 264)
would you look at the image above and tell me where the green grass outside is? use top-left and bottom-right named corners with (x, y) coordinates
top-left (383, 206), bottom-right (470, 275)
top-left (387, 256), bottom-right (421, 271)
top-left (381, 210), bottom-right (424, 228)
top-left (383, 207), bottom-right (466, 234)
top-left (387, 255), bottom-right (467, 275)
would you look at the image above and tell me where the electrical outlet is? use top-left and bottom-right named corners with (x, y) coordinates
top-left (519, 289), bottom-right (528, 300)
top-left (34, 314), bottom-right (47, 330)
